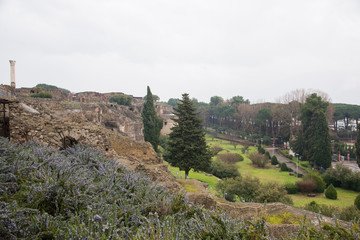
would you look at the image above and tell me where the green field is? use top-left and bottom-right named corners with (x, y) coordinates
top-left (207, 136), bottom-right (299, 184)
top-left (165, 135), bottom-right (358, 208)
top-left (290, 187), bottom-right (358, 208)
top-left (165, 161), bottom-right (220, 192)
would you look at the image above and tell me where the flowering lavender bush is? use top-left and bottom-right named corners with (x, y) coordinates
top-left (1, 137), bottom-right (360, 239)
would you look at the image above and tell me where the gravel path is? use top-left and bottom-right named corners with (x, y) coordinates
top-left (265, 147), bottom-right (308, 175)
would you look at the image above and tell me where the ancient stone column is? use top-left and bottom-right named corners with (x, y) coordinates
top-left (9, 60), bottom-right (16, 89)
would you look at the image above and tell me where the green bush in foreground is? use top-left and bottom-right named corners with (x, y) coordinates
top-left (325, 184), bottom-right (337, 200)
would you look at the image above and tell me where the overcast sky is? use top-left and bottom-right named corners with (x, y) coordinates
top-left (1, 0), bottom-right (359, 104)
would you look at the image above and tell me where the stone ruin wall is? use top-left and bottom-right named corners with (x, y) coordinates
top-left (12, 89), bottom-right (175, 142)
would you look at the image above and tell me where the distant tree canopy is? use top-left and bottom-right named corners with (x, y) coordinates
top-left (164, 89), bottom-right (358, 150)
top-left (167, 98), bottom-right (180, 108)
top-left (35, 83), bottom-right (59, 89)
top-left (35, 83), bottom-right (70, 93)
top-left (109, 94), bottom-right (132, 106)
top-left (210, 96), bottom-right (224, 107)
top-left (333, 103), bottom-right (360, 129)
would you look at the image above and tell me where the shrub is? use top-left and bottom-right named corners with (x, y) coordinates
top-left (303, 173), bottom-right (326, 193)
top-left (304, 201), bottom-right (337, 217)
top-left (236, 153), bottom-right (244, 161)
top-left (210, 160), bottom-right (240, 179)
top-left (296, 179), bottom-right (317, 193)
top-left (248, 152), bottom-right (268, 168)
top-left (280, 163), bottom-right (289, 171)
top-left (284, 182), bottom-right (298, 194)
top-left (304, 202), bottom-right (360, 222)
top-left (30, 92), bottom-right (52, 98)
top-left (339, 206), bottom-right (360, 221)
top-left (217, 153), bottom-right (243, 164)
top-left (305, 201), bottom-right (320, 213)
top-left (210, 145), bottom-right (223, 155)
top-left (325, 184), bottom-right (337, 200)
top-left (271, 156), bottom-right (278, 165)
top-left (255, 182), bottom-right (293, 205)
top-left (109, 94), bottom-right (132, 106)
top-left (216, 175), bottom-right (292, 204)
top-left (265, 151), bottom-right (271, 159)
top-left (322, 164), bottom-right (360, 191)
top-left (257, 146), bottom-right (265, 154)
top-left (355, 194), bottom-right (360, 210)
top-left (241, 146), bottom-right (249, 154)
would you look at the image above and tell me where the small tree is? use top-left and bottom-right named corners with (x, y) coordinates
top-left (249, 152), bottom-right (268, 168)
top-left (325, 184), bottom-right (337, 200)
top-left (141, 86), bottom-right (163, 152)
top-left (271, 156), bottom-right (279, 165)
top-left (280, 163), bottom-right (289, 171)
top-left (164, 93), bottom-right (212, 179)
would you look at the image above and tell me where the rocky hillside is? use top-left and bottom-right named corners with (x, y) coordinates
top-left (9, 97), bottom-right (182, 193)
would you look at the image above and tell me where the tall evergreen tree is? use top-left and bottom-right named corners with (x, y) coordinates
top-left (296, 93), bottom-right (332, 168)
top-left (310, 110), bottom-right (332, 168)
top-left (356, 124), bottom-right (360, 167)
top-left (142, 86), bottom-right (163, 152)
top-left (164, 93), bottom-right (212, 179)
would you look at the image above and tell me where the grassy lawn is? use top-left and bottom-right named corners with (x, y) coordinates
top-left (165, 161), bottom-right (220, 192)
top-left (207, 136), bottom-right (299, 184)
top-left (290, 187), bottom-right (358, 208)
top-left (165, 135), bottom-right (359, 209)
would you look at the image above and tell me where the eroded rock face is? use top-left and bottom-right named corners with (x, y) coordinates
top-left (8, 98), bottom-right (182, 193)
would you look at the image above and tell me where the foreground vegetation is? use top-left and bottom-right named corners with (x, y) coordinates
top-left (2, 138), bottom-right (360, 238)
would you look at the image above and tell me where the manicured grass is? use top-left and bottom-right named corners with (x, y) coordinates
top-left (207, 135), bottom-right (299, 184)
top-left (290, 187), bottom-right (358, 208)
top-left (165, 161), bottom-right (220, 192)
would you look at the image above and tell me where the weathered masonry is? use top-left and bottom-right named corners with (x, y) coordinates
top-left (0, 98), bottom-right (11, 139)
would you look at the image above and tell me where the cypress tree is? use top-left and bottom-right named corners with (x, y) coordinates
top-left (164, 93), bottom-right (212, 179)
top-left (356, 124), bottom-right (360, 167)
top-left (311, 111), bottom-right (332, 168)
top-left (296, 93), bottom-right (332, 169)
top-left (141, 86), bottom-right (163, 152)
